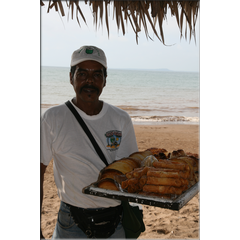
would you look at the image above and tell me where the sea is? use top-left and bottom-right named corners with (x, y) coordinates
top-left (41, 66), bottom-right (199, 125)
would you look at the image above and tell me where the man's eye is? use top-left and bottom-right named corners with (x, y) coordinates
top-left (94, 73), bottom-right (102, 78)
top-left (77, 72), bottom-right (86, 77)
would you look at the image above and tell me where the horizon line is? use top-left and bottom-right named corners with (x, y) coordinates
top-left (41, 65), bottom-right (199, 73)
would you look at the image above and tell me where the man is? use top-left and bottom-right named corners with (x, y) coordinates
top-left (40, 45), bottom-right (138, 239)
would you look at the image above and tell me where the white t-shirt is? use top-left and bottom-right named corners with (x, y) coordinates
top-left (41, 99), bottom-right (138, 208)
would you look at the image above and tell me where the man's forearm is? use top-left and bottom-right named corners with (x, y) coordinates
top-left (40, 174), bottom-right (44, 216)
top-left (40, 163), bottom-right (47, 238)
top-left (40, 172), bottom-right (44, 237)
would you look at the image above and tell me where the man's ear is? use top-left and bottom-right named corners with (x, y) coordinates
top-left (70, 72), bottom-right (73, 85)
top-left (103, 76), bottom-right (107, 87)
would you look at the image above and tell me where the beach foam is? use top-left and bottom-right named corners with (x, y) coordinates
top-left (132, 115), bottom-right (199, 124)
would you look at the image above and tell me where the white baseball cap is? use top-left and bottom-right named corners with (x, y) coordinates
top-left (70, 45), bottom-right (107, 68)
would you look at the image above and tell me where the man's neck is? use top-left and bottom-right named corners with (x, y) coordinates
top-left (72, 98), bottom-right (103, 116)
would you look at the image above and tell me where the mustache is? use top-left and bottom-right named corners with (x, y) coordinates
top-left (80, 84), bottom-right (99, 93)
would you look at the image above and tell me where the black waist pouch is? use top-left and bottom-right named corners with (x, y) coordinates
top-left (66, 203), bottom-right (123, 238)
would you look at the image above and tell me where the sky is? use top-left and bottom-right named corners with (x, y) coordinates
top-left (41, 2), bottom-right (199, 72)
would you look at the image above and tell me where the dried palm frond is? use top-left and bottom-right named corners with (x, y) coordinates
top-left (41, 1), bottom-right (199, 45)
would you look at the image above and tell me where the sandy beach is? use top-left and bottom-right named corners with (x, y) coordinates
top-left (41, 124), bottom-right (199, 239)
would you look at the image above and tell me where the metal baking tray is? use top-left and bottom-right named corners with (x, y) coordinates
top-left (82, 181), bottom-right (199, 211)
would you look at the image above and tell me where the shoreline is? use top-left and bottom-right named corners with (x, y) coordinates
top-left (132, 119), bottom-right (199, 126)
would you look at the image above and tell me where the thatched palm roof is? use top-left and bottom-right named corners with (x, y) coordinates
top-left (41, 1), bottom-right (199, 44)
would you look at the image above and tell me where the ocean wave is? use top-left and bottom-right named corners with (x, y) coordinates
top-left (131, 115), bottom-right (199, 123)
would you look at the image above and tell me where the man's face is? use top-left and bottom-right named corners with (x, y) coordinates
top-left (70, 60), bottom-right (106, 104)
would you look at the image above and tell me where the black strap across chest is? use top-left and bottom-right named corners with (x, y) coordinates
top-left (65, 100), bottom-right (109, 167)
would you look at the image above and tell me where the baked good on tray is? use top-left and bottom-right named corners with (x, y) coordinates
top-left (91, 148), bottom-right (199, 199)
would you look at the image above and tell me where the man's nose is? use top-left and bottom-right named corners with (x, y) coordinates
top-left (86, 74), bottom-right (94, 83)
